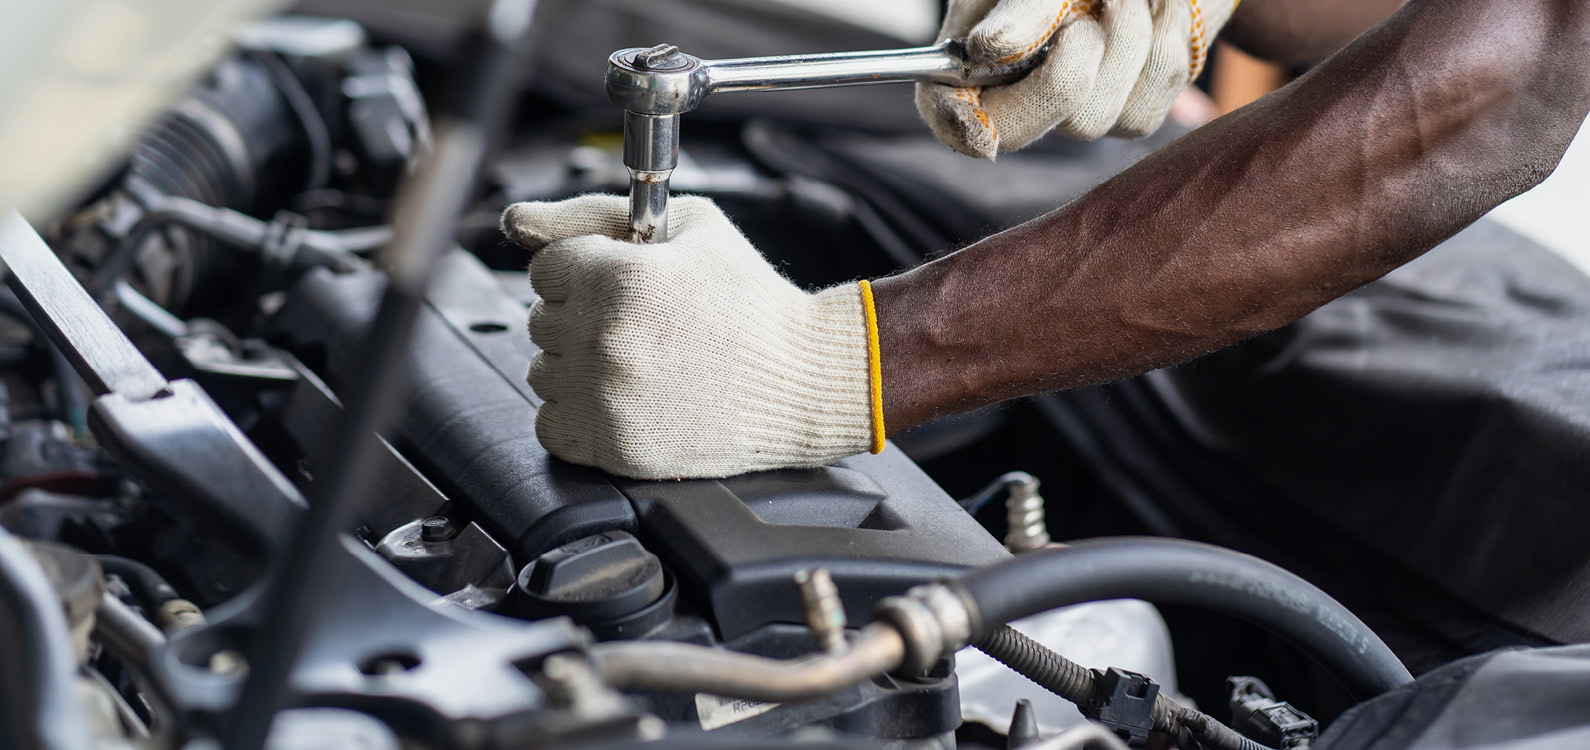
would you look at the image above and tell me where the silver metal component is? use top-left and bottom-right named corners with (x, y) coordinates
top-left (590, 621), bottom-right (904, 702)
top-left (155, 598), bottom-right (205, 633)
top-left (622, 111), bottom-right (680, 242)
top-left (623, 111), bottom-right (679, 173)
top-left (874, 592), bottom-right (943, 675)
top-left (1002, 472), bottom-right (1051, 552)
top-left (702, 40), bottom-right (1029, 94)
top-left (541, 654), bottom-right (604, 707)
top-left (94, 592), bottom-right (165, 676)
top-left (537, 652), bottom-right (651, 737)
top-left (635, 44), bottom-right (685, 71)
top-left (628, 176), bottom-right (673, 243)
top-left (794, 568), bottom-right (848, 654)
top-left (917, 582), bottom-right (975, 649)
top-left (606, 39), bottom-right (1047, 243)
top-left (210, 649), bottom-right (249, 677)
top-left (873, 582), bottom-right (977, 675)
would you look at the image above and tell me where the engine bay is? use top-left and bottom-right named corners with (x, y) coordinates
top-left (7, 2), bottom-right (1581, 749)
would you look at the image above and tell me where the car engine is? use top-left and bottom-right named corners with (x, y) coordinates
top-left (11, 2), bottom-right (1552, 749)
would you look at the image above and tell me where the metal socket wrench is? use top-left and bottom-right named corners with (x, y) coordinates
top-left (606, 40), bottom-right (1046, 243)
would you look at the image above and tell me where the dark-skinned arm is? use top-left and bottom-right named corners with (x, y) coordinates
top-left (874, 0), bottom-right (1590, 432)
top-left (1225, 0), bottom-right (1409, 65)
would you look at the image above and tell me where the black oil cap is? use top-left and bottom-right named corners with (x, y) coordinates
top-left (506, 531), bottom-right (664, 625)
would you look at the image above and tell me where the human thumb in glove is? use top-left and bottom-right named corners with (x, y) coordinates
top-left (919, 0), bottom-right (1238, 158)
top-left (500, 194), bottom-right (886, 480)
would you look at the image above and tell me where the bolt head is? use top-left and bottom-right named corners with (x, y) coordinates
top-left (420, 516), bottom-right (454, 542)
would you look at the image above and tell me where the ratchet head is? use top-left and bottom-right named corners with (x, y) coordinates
top-left (606, 44), bottom-right (711, 117)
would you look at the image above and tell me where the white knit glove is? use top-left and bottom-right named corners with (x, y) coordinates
top-left (919, 0), bottom-right (1238, 157)
top-left (500, 194), bottom-right (885, 480)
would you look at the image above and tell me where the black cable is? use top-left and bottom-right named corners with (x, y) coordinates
top-left (91, 195), bottom-right (372, 294)
top-left (976, 625), bottom-right (1277, 750)
top-left (0, 526), bottom-right (91, 750)
top-left (0, 289), bottom-right (87, 435)
top-left (248, 51), bottom-right (333, 195)
top-left (91, 199), bottom-right (263, 293)
top-left (94, 555), bottom-right (180, 610)
top-left (952, 538), bottom-right (1413, 699)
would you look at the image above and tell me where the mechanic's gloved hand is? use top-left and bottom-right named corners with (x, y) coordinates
top-left (501, 195), bottom-right (885, 480)
top-left (919, 0), bottom-right (1238, 157)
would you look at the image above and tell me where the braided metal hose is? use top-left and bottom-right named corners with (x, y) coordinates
top-left (974, 625), bottom-right (1278, 750)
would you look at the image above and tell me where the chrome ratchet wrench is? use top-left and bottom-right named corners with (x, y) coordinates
top-left (606, 40), bottom-right (1045, 243)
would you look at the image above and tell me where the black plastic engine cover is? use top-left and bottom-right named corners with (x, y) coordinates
top-left (270, 253), bottom-right (637, 560)
top-left (269, 250), bottom-right (1008, 638)
top-left (619, 456), bottom-right (1008, 640)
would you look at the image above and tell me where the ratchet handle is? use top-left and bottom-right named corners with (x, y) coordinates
top-left (702, 39), bottom-right (1047, 94)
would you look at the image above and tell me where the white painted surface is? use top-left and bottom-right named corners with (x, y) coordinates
top-left (1487, 115), bottom-right (1590, 276)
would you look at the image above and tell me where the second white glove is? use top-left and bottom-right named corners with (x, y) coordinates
top-left (501, 195), bottom-right (885, 480)
top-left (919, 0), bottom-right (1238, 157)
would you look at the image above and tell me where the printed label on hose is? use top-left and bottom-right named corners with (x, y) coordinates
top-left (694, 693), bottom-right (781, 730)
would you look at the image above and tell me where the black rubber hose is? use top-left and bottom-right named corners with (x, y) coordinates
top-left (976, 625), bottom-right (1277, 750)
top-left (94, 554), bottom-right (180, 610)
top-left (0, 526), bottom-right (91, 749)
top-left (952, 538), bottom-right (1413, 699)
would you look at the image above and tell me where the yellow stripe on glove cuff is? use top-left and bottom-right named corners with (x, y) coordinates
top-left (858, 280), bottom-right (886, 455)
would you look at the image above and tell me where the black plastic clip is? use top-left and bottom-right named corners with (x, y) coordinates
top-left (1228, 676), bottom-right (1319, 749)
top-left (1083, 667), bottom-right (1160, 747)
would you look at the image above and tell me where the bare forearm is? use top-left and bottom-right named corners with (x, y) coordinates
top-left (875, 0), bottom-right (1590, 432)
top-left (1225, 0), bottom-right (1408, 65)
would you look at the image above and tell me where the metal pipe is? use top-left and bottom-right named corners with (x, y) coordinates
top-left (795, 568), bottom-right (848, 655)
top-left (590, 621), bottom-right (904, 702)
top-left (93, 590), bottom-right (166, 676)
